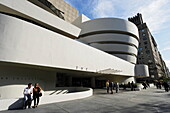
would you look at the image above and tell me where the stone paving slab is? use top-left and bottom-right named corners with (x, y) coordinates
top-left (1, 87), bottom-right (170, 113)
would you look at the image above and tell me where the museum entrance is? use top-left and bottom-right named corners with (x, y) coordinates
top-left (72, 77), bottom-right (91, 87)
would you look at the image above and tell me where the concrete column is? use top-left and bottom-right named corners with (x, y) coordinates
top-left (91, 77), bottom-right (95, 88)
top-left (68, 76), bottom-right (72, 86)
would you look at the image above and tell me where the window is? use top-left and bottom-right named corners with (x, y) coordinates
top-left (150, 70), bottom-right (154, 72)
top-left (151, 75), bottom-right (154, 78)
top-left (142, 33), bottom-right (146, 36)
top-left (138, 52), bottom-right (140, 55)
top-left (144, 41), bottom-right (148, 45)
top-left (149, 66), bottom-right (154, 69)
top-left (148, 60), bottom-right (153, 63)
top-left (147, 55), bottom-right (150, 58)
top-left (138, 48), bottom-right (143, 51)
top-left (146, 50), bottom-right (150, 54)
top-left (143, 37), bottom-right (147, 40)
top-left (141, 29), bottom-right (145, 32)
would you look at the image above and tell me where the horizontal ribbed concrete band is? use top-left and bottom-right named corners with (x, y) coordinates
top-left (79, 30), bottom-right (139, 41)
top-left (112, 54), bottom-right (136, 64)
top-left (107, 51), bottom-right (137, 57)
top-left (89, 41), bottom-right (138, 49)
top-left (79, 34), bottom-right (139, 47)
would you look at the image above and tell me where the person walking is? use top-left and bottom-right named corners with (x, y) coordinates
top-left (23, 83), bottom-right (33, 109)
top-left (131, 81), bottom-right (135, 91)
top-left (163, 81), bottom-right (169, 92)
top-left (142, 81), bottom-right (147, 89)
top-left (146, 81), bottom-right (150, 87)
top-left (106, 80), bottom-right (109, 93)
top-left (155, 80), bottom-right (159, 89)
top-left (115, 82), bottom-right (119, 93)
top-left (158, 81), bottom-right (162, 89)
top-left (128, 82), bottom-right (131, 89)
top-left (109, 81), bottom-right (114, 94)
top-left (33, 83), bottom-right (42, 108)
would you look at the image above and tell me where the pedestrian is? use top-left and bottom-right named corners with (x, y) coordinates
top-left (106, 80), bottom-right (109, 93)
top-left (115, 82), bottom-right (119, 93)
top-left (33, 83), bottom-right (42, 108)
top-left (23, 83), bottom-right (33, 109)
top-left (128, 82), bottom-right (131, 89)
top-left (157, 81), bottom-right (162, 89)
top-left (146, 81), bottom-right (150, 87)
top-left (109, 81), bottom-right (114, 94)
top-left (163, 81), bottom-right (169, 92)
top-left (155, 80), bottom-right (159, 89)
top-left (142, 82), bottom-right (147, 89)
top-left (131, 81), bottom-right (135, 91)
top-left (158, 81), bottom-right (162, 89)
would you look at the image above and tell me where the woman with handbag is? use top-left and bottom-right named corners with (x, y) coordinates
top-left (33, 83), bottom-right (42, 108)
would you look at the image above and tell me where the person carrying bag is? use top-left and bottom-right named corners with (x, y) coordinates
top-left (33, 83), bottom-right (42, 108)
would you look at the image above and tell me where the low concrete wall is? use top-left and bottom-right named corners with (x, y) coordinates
top-left (41, 88), bottom-right (92, 105)
top-left (150, 83), bottom-right (154, 87)
top-left (136, 83), bottom-right (154, 90)
top-left (0, 87), bottom-right (93, 111)
top-left (137, 83), bottom-right (143, 89)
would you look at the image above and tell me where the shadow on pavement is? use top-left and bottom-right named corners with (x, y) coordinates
top-left (8, 98), bottom-right (24, 110)
top-left (137, 102), bottom-right (170, 113)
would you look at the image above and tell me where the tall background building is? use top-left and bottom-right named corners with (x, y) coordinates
top-left (29, 0), bottom-right (78, 23)
top-left (128, 13), bottom-right (169, 79)
top-left (48, 0), bottom-right (78, 22)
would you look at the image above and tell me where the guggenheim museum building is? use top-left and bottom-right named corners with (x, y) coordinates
top-left (0, 0), bottom-right (149, 110)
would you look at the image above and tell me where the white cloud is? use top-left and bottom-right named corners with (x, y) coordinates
top-left (91, 0), bottom-right (116, 18)
top-left (90, 0), bottom-right (170, 34)
top-left (161, 47), bottom-right (170, 52)
top-left (138, 0), bottom-right (170, 34)
top-left (160, 41), bottom-right (170, 53)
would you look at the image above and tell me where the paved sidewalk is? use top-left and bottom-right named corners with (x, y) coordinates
top-left (1, 87), bottom-right (170, 113)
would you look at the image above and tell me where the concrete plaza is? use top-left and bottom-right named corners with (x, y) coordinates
top-left (1, 87), bottom-right (170, 113)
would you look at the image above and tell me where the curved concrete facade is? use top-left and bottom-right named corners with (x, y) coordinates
top-left (113, 54), bottom-right (136, 64)
top-left (79, 34), bottom-right (139, 47)
top-left (0, 13), bottom-right (135, 100)
top-left (0, 14), bottom-right (134, 75)
top-left (78, 18), bottom-right (139, 64)
top-left (90, 43), bottom-right (137, 55)
top-left (0, 1), bottom-right (142, 110)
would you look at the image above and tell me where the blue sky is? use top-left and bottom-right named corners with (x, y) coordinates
top-left (65, 0), bottom-right (170, 69)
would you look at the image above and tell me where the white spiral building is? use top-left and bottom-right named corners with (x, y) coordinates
top-left (0, 1), bottom-right (149, 111)
top-left (78, 18), bottom-right (139, 64)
